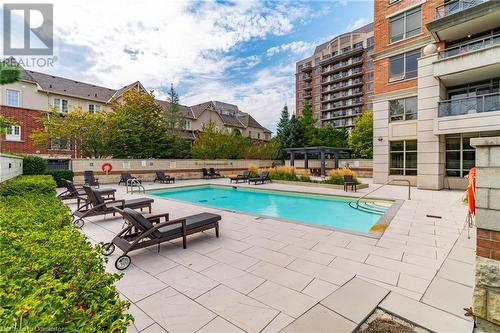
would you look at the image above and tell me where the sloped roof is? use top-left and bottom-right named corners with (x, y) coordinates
top-left (155, 99), bottom-right (195, 119)
top-left (190, 101), bottom-right (214, 118)
top-left (109, 81), bottom-right (147, 102)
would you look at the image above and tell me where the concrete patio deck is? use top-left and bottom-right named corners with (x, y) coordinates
top-left (66, 178), bottom-right (475, 333)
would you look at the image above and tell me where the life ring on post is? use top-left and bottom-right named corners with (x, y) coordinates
top-left (101, 162), bottom-right (113, 175)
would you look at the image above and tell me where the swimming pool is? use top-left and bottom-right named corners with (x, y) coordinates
top-left (150, 185), bottom-right (393, 233)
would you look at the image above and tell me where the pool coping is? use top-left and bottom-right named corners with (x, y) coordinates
top-left (145, 183), bottom-right (404, 239)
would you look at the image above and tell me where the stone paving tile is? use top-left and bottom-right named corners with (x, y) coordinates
top-left (196, 285), bottom-right (279, 333)
top-left (137, 287), bottom-right (215, 333)
top-left (201, 263), bottom-right (265, 295)
top-left (312, 242), bottom-right (368, 262)
top-left (402, 252), bottom-right (443, 269)
top-left (213, 236), bottom-right (253, 252)
top-left (156, 265), bottom-right (219, 299)
top-left (281, 304), bottom-right (357, 333)
top-left (437, 259), bottom-right (474, 287)
top-left (321, 277), bottom-right (389, 324)
top-left (197, 317), bottom-right (245, 333)
top-left (238, 226), bottom-right (277, 239)
top-left (380, 292), bottom-right (473, 333)
top-left (448, 245), bottom-right (475, 264)
top-left (247, 261), bottom-right (314, 291)
top-left (115, 266), bottom-right (167, 303)
top-left (271, 233), bottom-right (318, 249)
top-left (301, 278), bottom-right (339, 301)
top-left (365, 254), bottom-right (436, 280)
top-left (287, 258), bottom-right (354, 286)
top-left (242, 246), bottom-right (295, 267)
top-left (357, 276), bottom-right (422, 301)
top-left (127, 303), bottom-right (155, 332)
top-left (278, 244), bottom-right (335, 265)
top-left (140, 323), bottom-right (168, 333)
top-left (128, 251), bottom-right (178, 276)
top-left (397, 273), bottom-right (431, 294)
top-left (329, 257), bottom-right (399, 285)
top-left (328, 232), bottom-right (378, 245)
top-left (261, 313), bottom-right (295, 333)
top-left (249, 281), bottom-right (317, 318)
top-left (160, 246), bottom-right (218, 272)
top-left (242, 235), bottom-right (288, 251)
top-left (205, 248), bottom-right (260, 270)
top-left (346, 242), bottom-right (403, 260)
top-left (422, 277), bottom-right (473, 319)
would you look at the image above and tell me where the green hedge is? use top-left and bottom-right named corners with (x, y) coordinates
top-left (0, 175), bottom-right (56, 196)
top-left (0, 176), bottom-right (131, 331)
top-left (45, 169), bottom-right (74, 187)
top-left (22, 155), bottom-right (48, 175)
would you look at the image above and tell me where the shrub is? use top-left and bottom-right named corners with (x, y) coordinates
top-left (0, 176), bottom-right (131, 331)
top-left (45, 169), bottom-right (74, 187)
top-left (247, 163), bottom-right (260, 178)
top-left (266, 166), bottom-right (312, 182)
top-left (321, 167), bottom-right (358, 185)
top-left (0, 175), bottom-right (56, 196)
top-left (22, 155), bottom-right (48, 175)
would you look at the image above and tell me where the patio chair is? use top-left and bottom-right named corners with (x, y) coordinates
top-left (202, 168), bottom-right (215, 179)
top-left (72, 186), bottom-right (153, 228)
top-left (248, 171), bottom-right (271, 185)
top-left (58, 179), bottom-right (116, 207)
top-left (343, 175), bottom-right (357, 192)
top-left (154, 171), bottom-right (175, 184)
top-left (229, 170), bottom-right (250, 183)
top-left (101, 207), bottom-right (221, 270)
top-left (209, 168), bottom-right (222, 178)
top-left (84, 170), bottom-right (100, 188)
top-left (119, 172), bottom-right (141, 185)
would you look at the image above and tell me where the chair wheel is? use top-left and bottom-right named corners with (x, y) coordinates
top-left (102, 242), bottom-right (115, 256)
top-left (115, 255), bottom-right (131, 270)
top-left (73, 218), bottom-right (84, 228)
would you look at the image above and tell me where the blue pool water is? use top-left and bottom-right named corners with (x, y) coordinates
top-left (150, 185), bottom-right (392, 233)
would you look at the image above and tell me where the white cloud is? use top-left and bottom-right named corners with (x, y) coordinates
top-left (345, 17), bottom-right (370, 32)
top-left (266, 41), bottom-right (315, 57)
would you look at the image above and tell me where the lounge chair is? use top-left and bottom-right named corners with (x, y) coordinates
top-left (72, 186), bottom-right (154, 228)
top-left (343, 175), bottom-right (357, 192)
top-left (209, 168), bottom-right (222, 178)
top-left (101, 208), bottom-right (221, 270)
top-left (229, 170), bottom-right (250, 183)
top-left (202, 168), bottom-right (215, 179)
top-left (58, 179), bottom-right (116, 207)
top-left (154, 171), bottom-right (175, 184)
top-left (84, 170), bottom-right (100, 188)
top-left (118, 172), bottom-right (141, 186)
top-left (248, 171), bottom-right (271, 185)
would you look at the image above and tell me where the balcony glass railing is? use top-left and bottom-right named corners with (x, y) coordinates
top-left (435, 0), bottom-right (487, 18)
top-left (439, 33), bottom-right (500, 59)
top-left (438, 92), bottom-right (500, 117)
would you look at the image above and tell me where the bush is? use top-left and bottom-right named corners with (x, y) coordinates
top-left (266, 166), bottom-right (312, 182)
top-left (22, 155), bottom-right (48, 175)
top-left (321, 167), bottom-right (358, 185)
top-left (0, 175), bottom-right (56, 196)
top-left (0, 176), bottom-right (131, 331)
top-left (45, 169), bottom-right (74, 187)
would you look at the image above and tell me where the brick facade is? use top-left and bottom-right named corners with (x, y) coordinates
top-left (0, 105), bottom-right (74, 157)
top-left (477, 228), bottom-right (500, 260)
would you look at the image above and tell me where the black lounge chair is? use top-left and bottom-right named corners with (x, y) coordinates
top-left (119, 172), bottom-right (141, 185)
top-left (84, 170), bottom-right (100, 188)
top-left (209, 168), bottom-right (222, 178)
top-left (154, 171), bottom-right (175, 184)
top-left (248, 171), bottom-right (271, 185)
top-left (202, 168), bottom-right (215, 179)
top-left (102, 208), bottom-right (221, 270)
top-left (72, 186), bottom-right (153, 228)
top-left (58, 179), bottom-right (115, 207)
top-left (343, 175), bottom-right (357, 192)
top-left (229, 170), bottom-right (250, 183)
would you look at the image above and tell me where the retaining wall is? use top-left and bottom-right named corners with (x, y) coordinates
top-left (0, 153), bottom-right (23, 183)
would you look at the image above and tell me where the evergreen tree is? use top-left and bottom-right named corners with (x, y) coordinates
top-left (0, 60), bottom-right (21, 85)
top-left (163, 83), bottom-right (186, 134)
top-left (298, 104), bottom-right (316, 145)
top-left (282, 115), bottom-right (304, 148)
top-left (276, 105), bottom-right (289, 137)
top-left (310, 125), bottom-right (348, 148)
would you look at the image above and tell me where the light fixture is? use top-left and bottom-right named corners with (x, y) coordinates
top-left (377, 136), bottom-right (383, 142)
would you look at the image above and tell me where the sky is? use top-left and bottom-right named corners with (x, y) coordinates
top-left (2, 0), bottom-right (374, 133)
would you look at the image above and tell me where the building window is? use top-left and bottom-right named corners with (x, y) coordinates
top-left (54, 98), bottom-right (69, 113)
top-left (51, 137), bottom-right (71, 151)
top-left (88, 104), bottom-right (100, 114)
top-left (366, 60), bottom-right (373, 69)
top-left (389, 49), bottom-right (419, 81)
top-left (366, 82), bottom-right (374, 91)
top-left (315, 78), bottom-right (320, 84)
top-left (6, 125), bottom-right (21, 141)
top-left (390, 140), bottom-right (417, 175)
top-left (389, 0), bottom-right (400, 4)
top-left (366, 72), bottom-right (374, 81)
top-left (6, 89), bottom-right (20, 107)
top-left (390, 6), bottom-right (421, 43)
top-left (257, 132), bottom-right (260, 139)
top-left (315, 67), bottom-right (320, 74)
top-left (314, 87), bottom-right (320, 94)
top-left (315, 104), bottom-right (321, 111)
top-left (389, 96), bottom-right (417, 121)
top-left (445, 134), bottom-right (475, 177)
top-left (367, 36), bottom-right (374, 47)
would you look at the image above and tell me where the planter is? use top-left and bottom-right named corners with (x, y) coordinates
top-left (271, 179), bottom-right (369, 190)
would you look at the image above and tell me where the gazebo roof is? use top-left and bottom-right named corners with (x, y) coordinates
top-left (284, 146), bottom-right (352, 154)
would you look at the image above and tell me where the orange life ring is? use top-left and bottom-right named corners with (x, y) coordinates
top-left (101, 162), bottom-right (113, 175)
top-left (467, 167), bottom-right (476, 216)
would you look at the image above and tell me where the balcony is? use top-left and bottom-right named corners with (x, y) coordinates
top-left (319, 44), bottom-right (364, 65)
top-left (427, 0), bottom-right (500, 42)
top-left (433, 36), bottom-right (500, 86)
top-left (301, 64), bottom-right (313, 72)
top-left (434, 92), bottom-right (500, 134)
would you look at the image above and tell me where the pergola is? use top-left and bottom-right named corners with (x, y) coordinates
top-left (284, 146), bottom-right (352, 177)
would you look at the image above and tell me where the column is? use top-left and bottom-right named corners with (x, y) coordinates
top-left (334, 151), bottom-right (339, 169)
top-left (304, 152), bottom-right (308, 170)
top-left (320, 151), bottom-right (325, 177)
top-left (290, 152), bottom-right (295, 166)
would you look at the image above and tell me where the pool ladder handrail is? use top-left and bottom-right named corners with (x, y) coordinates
top-left (126, 178), bottom-right (145, 194)
top-left (349, 179), bottom-right (411, 212)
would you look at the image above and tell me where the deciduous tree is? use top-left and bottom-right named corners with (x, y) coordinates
top-left (349, 111), bottom-right (373, 158)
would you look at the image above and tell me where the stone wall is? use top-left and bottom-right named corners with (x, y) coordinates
top-left (471, 137), bottom-right (500, 332)
top-left (0, 153), bottom-right (23, 183)
top-left (284, 159), bottom-right (373, 178)
top-left (71, 158), bottom-right (276, 184)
